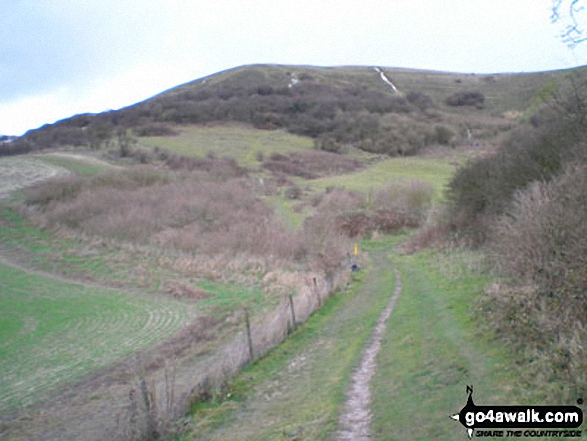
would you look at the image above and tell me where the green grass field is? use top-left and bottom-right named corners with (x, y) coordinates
top-left (370, 249), bottom-right (520, 440)
top-left (307, 156), bottom-right (456, 197)
top-left (138, 125), bottom-right (314, 166)
top-left (0, 262), bottom-right (194, 410)
top-left (35, 153), bottom-right (116, 176)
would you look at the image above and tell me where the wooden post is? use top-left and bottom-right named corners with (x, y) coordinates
top-left (288, 294), bottom-right (297, 331)
top-left (244, 308), bottom-right (254, 363)
top-left (313, 277), bottom-right (321, 308)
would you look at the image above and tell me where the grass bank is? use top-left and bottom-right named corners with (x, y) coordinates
top-left (35, 152), bottom-right (116, 176)
top-left (307, 156), bottom-right (456, 201)
top-left (181, 242), bottom-right (397, 440)
top-left (371, 249), bottom-right (535, 440)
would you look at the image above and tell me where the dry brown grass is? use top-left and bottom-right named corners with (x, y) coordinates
top-left (262, 150), bottom-right (363, 179)
top-left (24, 167), bottom-right (305, 261)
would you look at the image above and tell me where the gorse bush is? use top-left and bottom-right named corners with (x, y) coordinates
top-left (445, 91), bottom-right (485, 108)
top-left (405, 91), bottom-right (435, 111)
top-left (322, 112), bottom-right (458, 156)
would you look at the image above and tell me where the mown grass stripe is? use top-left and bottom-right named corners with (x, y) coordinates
top-left (0, 262), bottom-right (191, 410)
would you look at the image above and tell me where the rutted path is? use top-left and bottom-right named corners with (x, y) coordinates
top-left (0, 156), bottom-right (69, 199)
top-left (337, 268), bottom-right (401, 440)
top-left (187, 247), bottom-right (398, 441)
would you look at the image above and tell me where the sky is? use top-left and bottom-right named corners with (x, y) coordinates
top-left (1, 0), bottom-right (586, 136)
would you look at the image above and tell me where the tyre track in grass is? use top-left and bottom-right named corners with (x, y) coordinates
top-left (336, 269), bottom-right (401, 441)
top-left (0, 156), bottom-right (69, 200)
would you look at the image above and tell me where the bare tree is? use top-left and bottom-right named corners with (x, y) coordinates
top-left (551, 0), bottom-right (587, 47)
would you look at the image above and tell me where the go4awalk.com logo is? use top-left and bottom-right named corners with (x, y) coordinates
top-left (450, 386), bottom-right (584, 439)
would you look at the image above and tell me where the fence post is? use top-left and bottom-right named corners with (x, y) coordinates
top-left (313, 277), bottom-right (321, 308)
top-left (288, 294), bottom-right (297, 332)
top-left (244, 308), bottom-right (254, 363)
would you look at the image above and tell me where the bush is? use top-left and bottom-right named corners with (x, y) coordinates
top-left (262, 150), bottom-right (362, 179)
top-left (406, 91), bottom-right (435, 111)
top-left (284, 185), bottom-right (302, 200)
top-left (490, 166), bottom-right (587, 311)
top-left (481, 165), bottom-right (587, 398)
top-left (445, 91), bottom-right (485, 108)
top-left (135, 124), bottom-right (179, 137)
top-left (24, 167), bottom-right (302, 259)
top-left (445, 116), bottom-right (576, 241)
top-left (434, 125), bottom-right (454, 145)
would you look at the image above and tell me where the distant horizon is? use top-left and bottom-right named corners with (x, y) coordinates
top-left (2, 0), bottom-right (585, 136)
top-left (3, 61), bottom-right (587, 138)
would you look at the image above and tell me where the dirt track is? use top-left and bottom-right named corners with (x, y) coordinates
top-left (0, 156), bottom-right (69, 199)
top-left (337, 268), bottom-right (401, 440)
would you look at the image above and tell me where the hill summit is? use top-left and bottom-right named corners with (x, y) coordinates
top-left (4, 64), bottom-right (585, 157)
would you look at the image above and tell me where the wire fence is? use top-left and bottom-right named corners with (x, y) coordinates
top-left (120, 266), bottom-right (350, 440)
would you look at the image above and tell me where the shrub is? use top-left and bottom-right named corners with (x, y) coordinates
top-left (445, 91), bottom-right (485, 108)
top-left (447, 94), bottom-right (587, 242)
top-left (24, 176), bottom-right (83, 206)
top-left (135, 124), bottom-right (179, 137)
top-left (24, 167), bottom-right (302, 259)
top-left (482, 165), bottom-right (587, 398)
top-left (262, 150), bottom-right (362, 179)
top-left (434, 125), bottom-right (454, 145)
top-left (284, 185), bottom-right (302, 200)
top-left (490, 166), bottom-right (587, 311)
top-left (406, 91), bottom-right (435, 111)
top-left (370, 181), bottom-right (434, 231)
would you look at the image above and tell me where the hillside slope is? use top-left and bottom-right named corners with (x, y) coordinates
top-left (5, 64), bottom-right (587, 157)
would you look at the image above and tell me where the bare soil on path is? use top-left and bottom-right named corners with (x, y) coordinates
top-left (190, 249), bottom-right (399, 441)
top-left (336, 269), bottom-right (401, 440)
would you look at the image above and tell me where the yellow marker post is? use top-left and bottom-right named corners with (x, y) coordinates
top-left (351, 245), bottom-right (359, 271)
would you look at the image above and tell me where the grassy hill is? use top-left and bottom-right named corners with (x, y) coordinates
top-left (2, 63), bottom-right (586, 439)
top-left (6, 64), bottom-right (587, 157)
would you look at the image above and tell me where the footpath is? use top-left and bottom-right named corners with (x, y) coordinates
top-left (185, 245), bottom-right (399, 441)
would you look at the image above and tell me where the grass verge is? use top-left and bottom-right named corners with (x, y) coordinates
top-left (181, 243), bottom-right (396, 440)
top-left (370, 248), bottom-right (577, 440)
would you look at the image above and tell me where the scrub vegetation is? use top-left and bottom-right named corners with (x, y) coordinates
top-left (1, 63), bottom-right (584, 440)
top-left (419, 77), bottom-right (587, 403)
top-left (6, 64), bottom-right (583, 157)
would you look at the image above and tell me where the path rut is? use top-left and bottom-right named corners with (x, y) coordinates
top-left (337, 268), bottom-right (401, 440)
